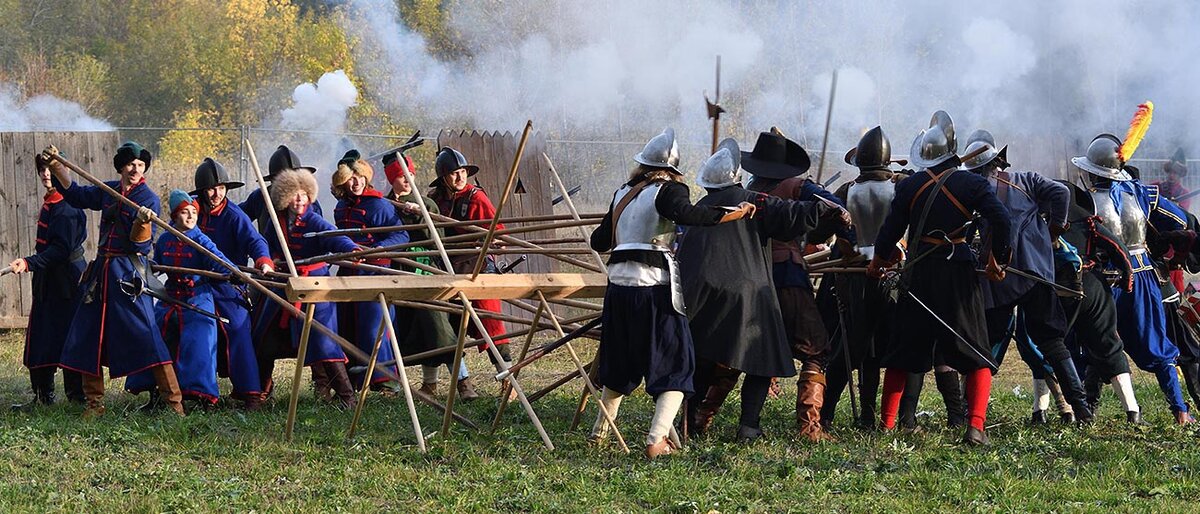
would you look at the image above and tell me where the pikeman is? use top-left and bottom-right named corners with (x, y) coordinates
top-left (961, 130), bottom-right (1093, 423)
top-left (330, 150), bottom-right (409, 393)
top-left (588, 128), bottom-right (756, 458)
top-left (382, 152), bottom-right (469, 398)
top-left (193, 157), bottom-right (275, 410)
top-left (240, 145), bottom-right (323, 232)
top-left (679, 138), bottom-right (844, 443)
top-left (867, 111), bottom-right (1011, 445)
top-left (822, 126), bottom-right (906, 429)
top-left (47, 142), bottom-right (185, 417)
top-left (252, 168), bottom-right (360, 409)
top-left (1071, 127), bottom-right (1194, 423)
top-left (125, 190), bottom-right (234, 410)
top-left (428, 146), bottom-right (510, 398)
top-left (7, 151), bottom-right (87, 410)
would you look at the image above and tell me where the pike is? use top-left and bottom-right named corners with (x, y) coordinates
top-left (551, 185), bottom-right (582, 206)
top-left (365, 130), bottom-right (424, 161)
top-left (496, 317), bottom-right (603, 382)
top-left (0, 265), bottom-right (12, 276)
top-left (705, 55), bottom-right (724, 153)
top-left (815, 70), bottom-right (838, 185)
top-left (118, 277), bottom-right (230, 324)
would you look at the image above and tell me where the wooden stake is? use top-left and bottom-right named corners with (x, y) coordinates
top-left (471, 120), bottom-right (534, 280)
top-left (379, 293), bottom-right (426, 452)
top-left (440, 296), bottom-right (472, 443)
top-left (543, 153), bottom-right (607, 273)
top-left (347, 317), bottom-right (388, 439)
top-left (284, 304), bottom-right (316, 442)
top-left (245, 140), bottom-right (298, 276)
top-left (490, 300), bottom-right (544, 433)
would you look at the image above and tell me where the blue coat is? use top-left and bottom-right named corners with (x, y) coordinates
top-left (53, 178), bottom-right (172, 377)
top-left (198, 199), bottom-right (272, 397)
top-left (126, 227), bottom-right (234, 401)
top-left (240, 189), bottom-right (322, 233)
top-left (253, 208), bottom-right (358, 365)
top-left (23, 191), bottom-right (87, 369)
top-left (977, 169), bottom-right (1069, 308)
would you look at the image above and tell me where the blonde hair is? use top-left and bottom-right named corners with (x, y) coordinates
top-left (331, 160), bottom-right (375, 199)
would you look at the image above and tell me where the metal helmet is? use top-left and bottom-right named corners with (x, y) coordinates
top-left (633, 128), bottom-right (681, 173)
top-left (191, 157), bottom-right (244, 195)
top-left (695, 138), bottom-right (742, 189)
top-left (909, 110), bottom-right (957, 169)
top-left (961, 141), bottom-right (1005, 171)
top-left (267, 145), bottom-right (316, 179)
top-left (1071, 134), bottom-right (1131, 182)
top-left (844, 126), bottom-right (892, 170)
top-left (431, 146), bottom-right (480, 187)
top-left (965, 129), bottom-right (995, 148)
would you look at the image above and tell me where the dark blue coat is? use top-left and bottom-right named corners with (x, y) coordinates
top-left (23, 191), bottom-right (87, 369)
top-left (53, 178), bottom-right (172, 377)
top-left (977, 169), bottom-right (1069, 308)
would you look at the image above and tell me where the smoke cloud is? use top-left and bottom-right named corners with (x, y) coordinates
top-left (271, 70), bottom-right (362, 211)
top-left (0, 84), bottom-right (112, 132)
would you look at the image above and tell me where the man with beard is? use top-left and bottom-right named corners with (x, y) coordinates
top-left (193, 157), bottom-right (275, 410)
top-left (961, 131), bottom-right (1093, 423)
top-left (867, 111), bottom-right (1011, 445)
top-left (679, 137), bottom-right (840, 443)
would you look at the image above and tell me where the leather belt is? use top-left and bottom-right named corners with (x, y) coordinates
top-left (918, 236), bottom-right (966, 245)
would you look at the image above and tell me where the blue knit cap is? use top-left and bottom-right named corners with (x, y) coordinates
top-left (168, 189), bottom-right (198, 216)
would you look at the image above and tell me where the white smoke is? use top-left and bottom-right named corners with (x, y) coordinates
top-left (271, 70), bottom-right (362, 212)
top-left (0, 84), bottom-right (112, 132)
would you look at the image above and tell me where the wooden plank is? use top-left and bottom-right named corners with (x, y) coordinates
top-left (286, 272), bottom-right (608, 303)
top-left (0, 131), bottom-right (19, 321)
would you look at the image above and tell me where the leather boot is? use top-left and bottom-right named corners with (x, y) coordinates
top-left (12, 367), bottom-right (56, 412)
top-left (326, 362), bottom-right (358, 410)
top-left (1048, 359), bottom-right (1093, 423)
top-left (796, 372), bottom-right (835, 442)
top-left (151, 365), bottom-right (186, 416)
top-left (644, 436), bottom-right (678, 459)
top-left (309, 364), bottom-right (333, 403)
top-left (898, 373), bottom-right (923, 430)
top-left (418, 382), bottom-right (437, 397)
top-left (241, 393), bottom-right (265, 412)
top-left (138, 388), bottom-right (163, 413)
top-left (456, 376), bottom-right (481, 402)
top-left (82, 374), bottom-right (106, 419)
top-left (63, 369), bottom-right (85, 404)
top-left (963, 426), bottom-right (990, 446)
top-left (1030, 410), bottom-right (1048, 425)
top-left (735, 424), bottom-right (764, 444)
top-left (1083, 367), bottom-right (1102, 411)
top-left (689, 369), bottom-right (738, 436)
top-left (934, 370), bottom-right (967, 428)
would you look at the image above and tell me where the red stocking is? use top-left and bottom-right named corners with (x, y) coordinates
top-left (965, 368), bottom-right (992, 431)
top-left (880, 368), bottom-right (908, 429)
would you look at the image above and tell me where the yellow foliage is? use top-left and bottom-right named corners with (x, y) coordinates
top-left (158, 108), bottom-right (232, 166)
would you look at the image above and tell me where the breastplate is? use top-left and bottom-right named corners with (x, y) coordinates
top-left (1090, 188), bottom-right (1147, 248)
top-left (846, 180), bottom-right (894, 258)
top-left (612, 182), bottom-right (676, 252)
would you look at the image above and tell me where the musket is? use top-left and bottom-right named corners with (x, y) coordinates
top-left (1171, 188), bottom-right (1200, 203)
top-left (365, 131), bottom-right (425, 162)
top-left (118, 276), bottom-right (230, 324)
top-left (497, 254), bottom-right (528, 274)
top-left (551, 185), bottom-right (582, 206)
top-left (705, 55), bottom-right (724, 153)
top-left (976, 265), bottom-right (1084, 299)
top-left (0, 265), bottom-right (12, 277)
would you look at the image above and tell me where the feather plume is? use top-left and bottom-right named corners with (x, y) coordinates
top-left (1119, 101), bottom-right (1153, 162)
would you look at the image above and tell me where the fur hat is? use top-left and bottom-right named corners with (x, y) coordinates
top-left (168, 189), bottom-right (198, 217)
top-left (331, 149), bottom-right (374, 198)
top-left (271, 169), bottom-right (319, 211)
top-left (114, 141), bottom-right (153, 171)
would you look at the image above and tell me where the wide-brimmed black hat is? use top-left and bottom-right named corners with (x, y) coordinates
top-left (267, 145), bottom-right (316, 180)
top-left (740, 131), bottom-right (811, 180)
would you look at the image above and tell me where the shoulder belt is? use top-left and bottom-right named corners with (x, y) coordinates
top-left (906, 169), bottom-right (966, 249)
top-left (609, 179), bottom-right (656, 248)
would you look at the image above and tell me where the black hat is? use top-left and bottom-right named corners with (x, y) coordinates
top-left (740, 131), bottom-right (811, 180)
top-left (267, 145), bottom-right (316, 180)
top-left (431, 147), bottom-right (479, 187)
top-left (114, 141), bottom-right (153, 172)
top-left (191, 157), bottom-right (244, 195)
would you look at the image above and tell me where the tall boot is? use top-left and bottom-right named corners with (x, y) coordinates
top-left (897, 372), bottom-right (924, 430)
top-left (309, 363), bottom-right (333, 403)
top-left (12, 367), bottom-right (56, 411)
top-left (1083, 367), bottom-right (1102, 411)
top-left (1179, 361), bottom-right (1200, 410)
top-left (325, 362), bottom-right (358, 410)
top-left (820, 362), bottom-right (848, 428)
top-left (151, 364), bottom-right (186, 416)
top-left (857, 360), bottom-right (881, 429)
top-left (797, 372), bottom-right (835, 442)
top-left (1047, 358), bottom-right (1093, 423)
top-left (82, 374), bottom-right (106, 419)
top-left (934, 370), bottom-right (967, 428)
top-left (1044, 377), bottom-right (1075, 423)
top-left (689, 367), bottom-right (739, 436)
top-left (62, 369), bottom-right (85, 404)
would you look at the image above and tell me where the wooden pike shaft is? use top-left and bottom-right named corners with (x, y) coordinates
top-left (306, 212), bottom-right (603, 238)
top-left (400, 164), bottom-right (455, 272)
top-left (151, 264), bottom-right (229, 281)
top-left (380, 292), bottom-right (427, 452)
top-left (543, 153), bottom-right (608, 273)
top-left (374, 248), bottom-right (594, 259)
top-left (472, 121), bottom-right (534, 280)
top-left (490, 300), bottom-right (545, 433)
top-left (246, 140), bottom-right (299, 277)
top-left (347, 318), bottom-right (388, 439)
top-left (527, 366), bottom-right (583, 403)
top-left (815, 70), bottom-right (838, 186)
top-left (439, 297), bottom-right (472, 442)
top-left (285, 304), bottom-right (316, 441)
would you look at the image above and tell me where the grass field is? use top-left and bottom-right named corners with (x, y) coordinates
top-left (1, 329), bottom-right (1199, 513)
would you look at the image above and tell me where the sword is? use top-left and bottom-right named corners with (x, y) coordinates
top-left (977, 266), bottom-right (1085, 299)
top-left (118, 277), bottom-right (230, 324)
top-left (497, 254), bottom-right (528, 274)
top-left (904, 289), bottom-right (999, 370)
top-left (366, 131), bottom-right (425, 162)
top-left (822, 171), bottom-right (842, 189)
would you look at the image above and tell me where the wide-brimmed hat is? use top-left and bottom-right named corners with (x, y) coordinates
top-left (740, 131), bottom-right (811, 180)
top-left (267, 145), bottom-right (317, 180)
top-left (1071, 134), bottom-right (1131, 182)
top-left (191, 157), bottom-right (244, 195)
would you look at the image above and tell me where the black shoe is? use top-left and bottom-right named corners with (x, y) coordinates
top-left (962, 426), bottom-right (990, 446)
top-left (1127, 411), bottom-right (1147, 425)
top-left (1030, 410), bottom-right (1047, 425)
top-left (138, 393), bottom-right (164, 413)
top-left (735, 425), bottom-right (764, 443)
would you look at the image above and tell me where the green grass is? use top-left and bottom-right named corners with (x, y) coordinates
top-left (1, 329), bottom-right (1199, 513)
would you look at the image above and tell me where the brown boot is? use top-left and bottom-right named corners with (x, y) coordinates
top-left (644, 436), bottom-right (678, 460)
top-left (457, 377), bottom-right (481, 402)
top-left (309, 364), bottom-right (333, 403)
top-left (82, 373), bottom-right (106, 419)
top-left (418, 382), bottom-right (437, 397)
top-left (151, 364), bottom-right (186, 416)
top-left (796, 372), bottom-right (835, 442)
top-left (241, 392), bottom-right (266, 411)
top-left (689, 370), bottom-right (739, 436)
top-left (326, 362), bottom-right (358, 410)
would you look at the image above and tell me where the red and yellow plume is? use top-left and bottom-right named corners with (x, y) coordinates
top-left (1119, 101), bottom-right (1153, 162)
